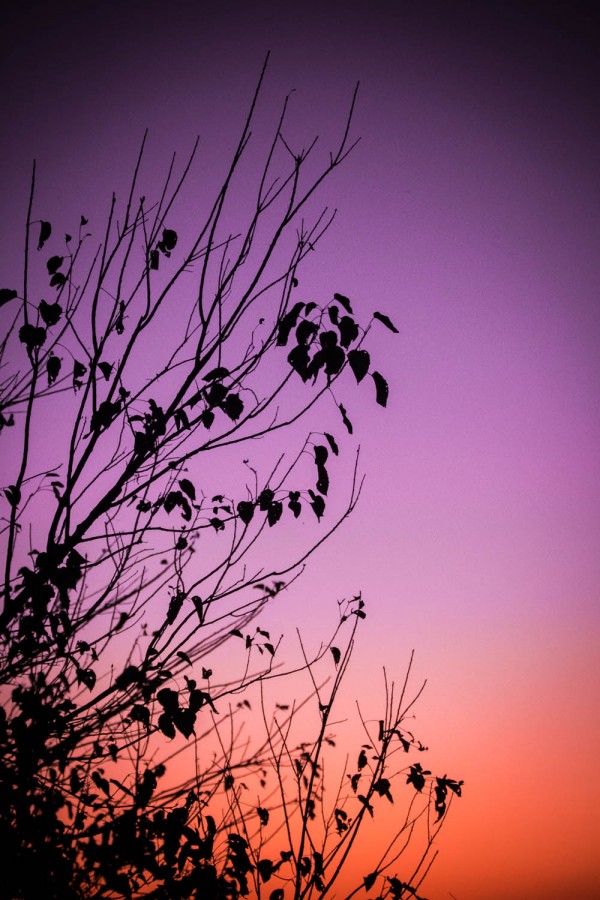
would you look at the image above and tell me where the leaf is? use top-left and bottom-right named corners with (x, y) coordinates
top-left (179, 478), bottom-right (196, 501)
top-left (314, 444), bottom-right (328, 466)
top-left (333, 292), bottom-right (353, 314)
top-left (200, 409), bottom-right (215, 429)
top-left (46, 255), bottom-right (64, 275)
top-left (330, 646), bottom-right (341, 666)
top-left (348, 348), bottom-right (370, 383)
top-left (159, 228), bottom-right (178, 253)
top-left (373, 778), bottom-right (393, 802)
top-left (258, 489), bottom-right (274, 510)
top-left (38, 220), bottom-right (51, 250)
top-left (288, 490), bottom-right (301, 518)
top-left (316, 464), bottom-right (329, 496)
top-left (373, 311), bottom-right (399, 333)
top-left (296, 319), bottom-right (318, 346)
top-left (264, 642), bottom-right (275, 656)
top-left (363, 873), bottom-right (378, 892)
top-left (209, 516), bottom-right (225, 532)
top-left (338, 315), bottom-right (359, 348)
top-left (308, 491), bottom-right (325, 521)
top-left (372, 371), bottom-right (389, 407)
top-left (49, 272), bottom-right (66, 289)
top-left (277, 301), bottom-right (304, 346)
top-left (223, 393), bottom-right (244, 421)
top-left (158, 713), bottom-right (176, 739)
top-left (324, 432), bottom-right (339, 455)
top-left (202, 366), bottom-right (230, 381)
top-left (338, 402), bottom-right (353, 434)
top-left (230, 629), bottom-right (243, 639)
top-left (39, 299), bottom-right (62, 327)
top-left (47, 354), bottom-right (61, 385)
top-left (0, 289), bottom-right (18, 306)
top-left (98, 361), bottom-right (113, 381)
top-left (267, 501), bottom-right (283, 527)
top-left (327, 305), bottom-right (339, 325)
top-left (4, 485), bottom-right (21, 508)
top-left (174, 408), bottom-right (189, 430)
top-left (149, 249), bottom-right (159, 270)
top-left (357, 748), bottom-right (367, 770)
top-left (287, 344), bottom-right (310, 380)
top-left (237, 500), bottom-right (255, 525)
top-left (73, 360), bottom-right (87, 390)
top-left (19, 323), bottom-right (46, 352)
top-left (177, 650), bottom-right (192, 665)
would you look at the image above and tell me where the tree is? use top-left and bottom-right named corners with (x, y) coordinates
top-left (0, 58), bottom-right (461, 899)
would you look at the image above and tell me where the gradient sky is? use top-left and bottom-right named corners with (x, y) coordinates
top-left (1, 1), bottom-right (599, 898)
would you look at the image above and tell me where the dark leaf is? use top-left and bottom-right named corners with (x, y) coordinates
top-left (202, 366), bottom-right (229, 381)
top-left (158, 713), bottom-right (176, 739)
top-left (49, 272), bottom-right (66, 288)
top-left (223, 392), bottom-right (244, 421)
top-left (339, 402), bottom-right (353, 434)
top-left (149, 249), bottom-right (159, 270)
top-left (338, 315), bottom-right (359, 348)
top-left (205, 382), bottom-right (228, 407)
top-left (296, 319), bottom-right (318, 346)
top-left (257, 807), bottom-right (269, 827)
top-left (130, 704), bottom-right (151, 728)
top-left (258, 489), bottom-right (274, 510)
top-left (19, 323), bottom-right (46, 352)
top-left (373, 311), bottom-right (399, 333)
top-left (4, 485), bottom-right (21, 508)
top-left (174, 407), bottom-right (189, 430)
top-left (39, 299), bottom-right (62, 326)
top-left (316, 464), bottom-right (329, 496)
top-left (160, 228), bottom-right (178, 253)
top-left (177, 650), bottom-right (192, 665)
top-left (314, 444), bottom-right (328, 466)
top-left (179, 478), bottom-right (196, 501)
top-left (328, 305), bottom-right (339, 325)
top-left (267, 501), bottom-right (283, 527)
top-left (0, 288), bottom-right (18, 306)
top-left (309, 491), bottom-right (325, 521)
top-left (277, 301), bottom-right (304, 346)
top-left (230, 629), bottom-right (243, 639)
top-left (372, 371), bottom-right (389, 407)
top-left (200, 409), bottom-right (215, 429)
top-left (373, 778), bottom-right (393, 802)
top-left (47, 354), bottom-right (61, 385)
top-left (348, 348), bottom-right (370, 383)
top-left (324, 432), bottom-right (339, 455)
top-left (209, 517), bottom-right (225, 532)
top-left (357, 748), bottom-right (367, 770)
top-left (330, 646), bottom-right (341, 666)
top-left (80, 215), bottom-right (88, 226)
top-left (333, 292), bottom-right (353, 313)
top-left (73, 360), bottom-right (87, 389)
top-left (38, 220), bottom-right (52, 250)
top-left (288, 490), bottom-right (302, 518)
top-left (98, 361), bottom-right (112, 381)
top-left (288, 344), bottom-right (310, 380)
top-left (46, 255), bottom-right (63, 275)
top-left (364, 872), bottom-right (378, 891)
top-left (237, 500), bottom-right (255, 525)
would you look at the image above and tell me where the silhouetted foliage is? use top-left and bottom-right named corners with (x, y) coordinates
top-left (0, 57), bottom-right (460, 899)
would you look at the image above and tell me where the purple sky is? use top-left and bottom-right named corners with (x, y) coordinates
top-left (2, 2), bottom-right (599, 897)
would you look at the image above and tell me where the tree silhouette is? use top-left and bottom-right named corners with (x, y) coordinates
top-left (0, 58), bottom-right (461, 899)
